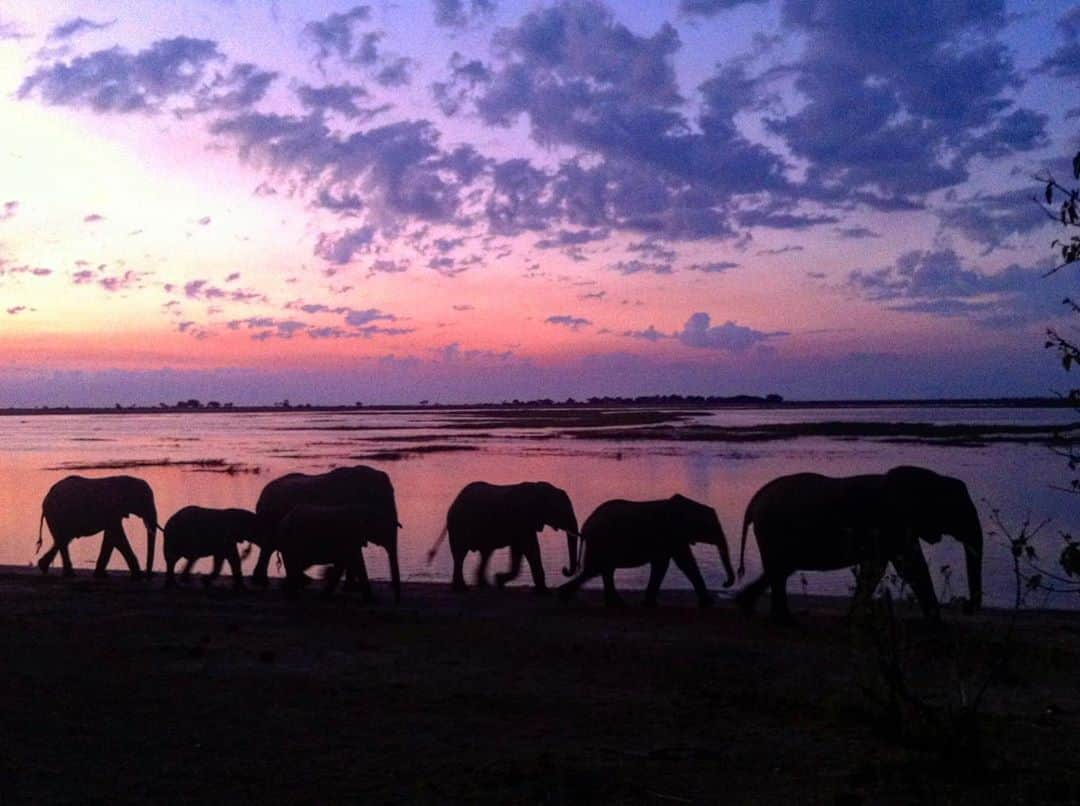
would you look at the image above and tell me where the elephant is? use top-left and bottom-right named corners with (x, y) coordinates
top-left (163, 506), bottom-right (257, 589)
top-left (36, 475), bottom-right (159, 579)
top-left (276, 504), bottom-right (379, 598)
top-left (252, 465), bottom-right (401, 602)
top-left (426, 481), bottom-right (579, 593)
top-left (558, 494), bottom-right (736, 607)
top-left (734, 465), bottom-right (983, 624)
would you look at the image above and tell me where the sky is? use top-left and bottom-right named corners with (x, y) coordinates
top-left (0, 0), bottom-right (1077, 405)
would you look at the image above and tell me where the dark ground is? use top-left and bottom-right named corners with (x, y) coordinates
top-left (0, 568), bottom-right (1077, 805)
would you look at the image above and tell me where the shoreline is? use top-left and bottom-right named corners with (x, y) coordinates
top-left (0, 396), bottom-right (1076, 416)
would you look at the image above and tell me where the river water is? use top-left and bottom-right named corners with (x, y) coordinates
top-left (0, 406), bottom-right (1076, 609)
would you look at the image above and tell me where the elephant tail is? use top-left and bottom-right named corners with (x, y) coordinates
top-left (737, 502), bottom-right (755, 580)
top-left (425, 525), bottom-right (448, 564)
top-left (35, 510), bottom-right (45, 555)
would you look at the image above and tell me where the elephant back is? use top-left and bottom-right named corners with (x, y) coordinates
top-left (255, 465), bottom-right (398, 548)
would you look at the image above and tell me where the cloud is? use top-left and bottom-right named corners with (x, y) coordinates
top-left (197, 216), bottom-right (212, 226)
top-left (20, 37), bottom-right (227, 114)
top-left (623, 325), bottom-right (668, 341)
top-left (48, 17), bottom-right (116, 41)
top-left (687, 261), bottom-right (738, 273)
top-left (6, 306), bottom-right (28, 315)
top-left (756, 244), bottom-right (803, 255)
top-left (611, 259), bottom-right (672, 275)
top-left (303, 6), bottom-right (374, 66)
top-left (296, 82), bottom-right (387, 121)
top-left (1039, 8), bottom-right (1080, 84)
top-left (344, 307), bottom-right (396, 326)
top-left (0, 201), bottom-right (17, 221)
top-left (370, 258), bottom-right (409, 274)
top-left (937, 187), bottom-right (1050, 250)
top-left (314, 226), bottom-right (376, 264)
top-left (767, 0), bottom-right (1046, 204)
top-left (677, 313), bottom-right (786, 351)
top-left (181, 279), bottom-right (267, 304)
top-left (303, 6), bottom-right (413, 86)
top-left (834, 226), bottom-right (881, 239)
top-left (433, 0), bottom-right (496, 28)
top-left (0, 16), bottom-right (27, 40)
top-left (846, 248), bottom-right (1060, 327)
top-left (83, 213), bottom-right (105, 223)
top-left (678, 0), bottom-right (768, 15)
top-left (431, 52), bottom-right (493, 116)
top-left (545, 314), bottom-right (591, 331)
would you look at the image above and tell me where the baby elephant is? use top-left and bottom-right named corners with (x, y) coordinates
top-left (277, 504), bottom-right (376, 599)
top-left (560, 494), bottom-right (736, 607)
top-left (163, 506), bottom-right (257, 589)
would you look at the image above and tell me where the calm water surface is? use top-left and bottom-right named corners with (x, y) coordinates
top-left (1, 406), bottom-right (1076, 609)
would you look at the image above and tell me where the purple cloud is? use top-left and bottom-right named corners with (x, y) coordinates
top-left (677, 313), bottom-right (786, 351)
top-left (545, 314), bottom-right (591, 331)
top-left (48, 17), bottom-right (115, 41)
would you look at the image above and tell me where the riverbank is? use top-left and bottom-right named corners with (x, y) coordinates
top-left (0, 568), bottom-right (1076, 804)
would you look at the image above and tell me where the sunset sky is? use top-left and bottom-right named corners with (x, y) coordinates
top-left (0, 1), bottom-right (1077, 405)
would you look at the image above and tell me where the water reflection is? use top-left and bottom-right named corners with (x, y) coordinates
top-left (0, 409), bottom-right (1076, 609)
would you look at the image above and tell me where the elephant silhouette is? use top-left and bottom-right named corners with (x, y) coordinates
top-left (36, 475), bottom-right (160, 579)
top-left (427, 480), bottom-right (579, 593)
top-left (559, 494), bottom-right (735, 607)
top-left (252, 466), bottom-right (401, 601)
top-left (735, 466), bottom-right (983, 624)
top-left (163, 506), bottom-right (257, 589)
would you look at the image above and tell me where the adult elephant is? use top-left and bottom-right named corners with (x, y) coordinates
top-left (735, 465), bottom-right (983, 624)
top-left (559, 494), bottom-right (736, 608)
top-left (252, 465), bottom-right (401, 602)
top-left (426, 481), bottom-right (579, 593)
top-left (36, 475), bottom-right (159, 579)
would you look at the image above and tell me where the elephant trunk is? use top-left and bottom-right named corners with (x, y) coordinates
top-left (717, 538), bottom-right (736, 589)
top-left (963, 521), bottom-right (983, 614)
top-left (388, 542), bottom-right (401, 604)
top-left (562, 530), bottom-right (579, 577)
top-left (143, 514), bottom-right (157, 578)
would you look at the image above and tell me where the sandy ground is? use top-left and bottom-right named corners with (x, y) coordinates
top-left (0, 567), bottom-right (1077, 805)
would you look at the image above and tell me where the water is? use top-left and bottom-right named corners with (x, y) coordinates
top-left (1, 406), bottom-right (1076, 609)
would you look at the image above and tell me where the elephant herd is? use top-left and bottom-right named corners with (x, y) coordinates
top-left (33, 463), bottom-right (984, 623)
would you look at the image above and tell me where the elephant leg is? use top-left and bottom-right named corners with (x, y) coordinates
top-left (893, 544), bottom-right (940, 621)
top-left (164, 555), bottom-right (178, 588)
top-left (495, 545), bottom-right (524, 589)
top-left (643, 557), bottom-right (670, 607)
top-left (346, 551), bottom-right (375, 603)
top-left (180, 557), bottom-right (196, 583)
top-left (109, 524), bottom-right (142, 579)
top-left (203, 554), bottom-right (225, 588)
top-left (322, 563), bottom-right (345, 597)
top-left (672, 545), bottom-right (714, 608)
top-left (849, 557), bottom-right (887, 619)
top-left (768, 570), bottom-right (796, 625)
top-left (602, 569), bottom-right (624, 607)
top-left (226, 546), bottom-right (246, 589)
top-left (58, 542), bottom-right (75, 577)
top-left (451, 545), bottom-right (468, 593)
top-left (37, 541), bottom-right (59, 574)
top-left (251, 548), bottom-right (272, 588)
top-left (94, 529), bottom-right (117, 578)
top-left (557, 566), bottom-right (596, 602)
top-left (474, 549), bottom-right (493, 588)
top-left (735, 573), bottom-right (769, 614)
top-left (522, 533), bottom-right (548, 594)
